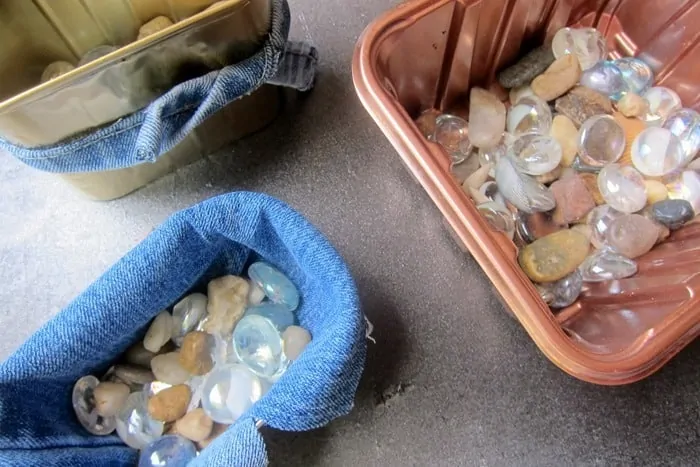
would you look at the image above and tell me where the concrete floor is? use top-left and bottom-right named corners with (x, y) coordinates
top-left (2, 0), bottom-right (700, 465)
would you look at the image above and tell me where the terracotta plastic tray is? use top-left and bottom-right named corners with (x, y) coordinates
top-left (353, 0), bottom-right (700, 385)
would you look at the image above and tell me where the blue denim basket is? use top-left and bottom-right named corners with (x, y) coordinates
top-left (0, 192), bottom-right (367, 466)
top-left (0, 0), bottom-right (317, 175)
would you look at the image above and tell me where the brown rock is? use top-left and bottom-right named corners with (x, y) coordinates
top-left (179, 332), bottom-right (214, 376)
top-left (518, 230), bottom-right (590, 282)
top-left (616, 93), bottom-right (649, 118)
top-left (468, 88), bottom-right (506, 148)
top-left (148, 384), bottom-right (191, 422)
top-left (579, 173), bottom-right (605, 205)
top-left (174, 408), bottom-right (213, 442)
top-left (549, 115), bottom-right (579, 167)
top-left (137, 16), bottom-right (174, 40)
top-left (197, 423), bottom-right (231, 450)
top-left (205, 275), bottom-right (249, 336)
top-left (531, 54), bottom-right (581, 102)
top-left (550, 175), bottom-right (596, 224)
top-left (555, 87), bottom-right (612, 127)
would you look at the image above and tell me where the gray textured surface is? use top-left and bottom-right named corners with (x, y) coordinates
top-left (2, 0), bottom-right (700, 465)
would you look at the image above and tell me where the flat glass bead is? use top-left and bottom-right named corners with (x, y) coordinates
top-left (201, 364), bottom-right (265, 424)
top-left (494, 156), bottom-right (556, 213)
top-left (667, 170), bottom-right (700, 214)
top-left (642, 87), bottom-right (682, 126)
top-left (663, 108), bottom-right (700, 163)
top-left (579, 248), bottom-right (638, 282)
top-left (477, 201), bottom-right (515, 239)
top-left (116, 391), bottom-right (164, 450)
top-left (631, 127), bottom-right (685, 177)
top-left (245, 302), bottom-right (295, 331)
top-left (139, 435), bottom-right (197, 467)
top-left (511, 134), bottom-right (562, 175)
top-left (552, 27), bottom-right (608, 70)
top-left (613, 57), bottom-right (654, 95)
top-left (171, 293), bottom-right (208, 346)
top-left (587, 205), bottom-right (624, 249)
top-left (577, 115), bottom-right (625, 167)
top-left (233, 314), bottom-right (284, 378)
top-left (597, 164), bottom-right (647, 213)
top-left (248, 262), bottom-right (300, 312)
top-left (433, 114), bottom-right (473, 164)
top-left (506, 96), bottom-right (552, 136)
top-left (580, 61), bottom-right (626, 100)
top-left (72, 375), bottom-right (117, 435)
top-left (478, 133), bottom-right (514, 177)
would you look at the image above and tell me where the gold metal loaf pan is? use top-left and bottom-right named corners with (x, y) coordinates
top-left (0, 0), bottom-right (271, 147)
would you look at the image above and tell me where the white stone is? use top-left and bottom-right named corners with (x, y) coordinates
top-left (144, 311), bottom-right (173, 353)
top-left (150, 352), bottom-right (190, 385)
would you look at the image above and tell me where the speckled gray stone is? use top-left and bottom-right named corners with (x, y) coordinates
top-left (1, 1), bottom-right (700, 465)
top-left (497, 45), bottom-right (555, 89)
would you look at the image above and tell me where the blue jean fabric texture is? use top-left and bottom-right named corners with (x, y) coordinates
top-left (0, 192), bottom-right (367, 466)
top-left (0, 0), bottom-right (317, 174)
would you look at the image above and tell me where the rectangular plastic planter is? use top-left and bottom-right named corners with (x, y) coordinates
top-left (353, 0), bottom-right (700, 385)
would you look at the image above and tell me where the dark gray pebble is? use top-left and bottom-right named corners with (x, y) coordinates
top-left (497, 45), bottom-right (555, 89)
top-left (651, 199), bottom-right (694, 230)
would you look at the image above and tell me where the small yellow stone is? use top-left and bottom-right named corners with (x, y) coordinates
top-left (138, 16), bottom-right (174, 40)
top-left (550, 115), bottom-right (579, 167)
top-left (644, 180), bottom-right (668, 205)
top-left (518, 230), bottom-right (590, 282)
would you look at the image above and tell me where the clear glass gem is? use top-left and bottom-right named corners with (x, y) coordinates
top-left (116, 391), bottom-right (164, 450)
top-left (78, 45), bottom-right (119, 66)
top-left (667, 170), bottom-right (700, 214)
top-left (477, 201), bottom-right (515, 239)
top-left (433, 114), bottom-right (473, 164)
top-left (631, 127), bottom-right (686, 177)
top-left (233, 314), bottom-right (284, 378)
top-left (613, 57), bottom-right (654, 95)
top-left (478, 133), bottom-right (514, 177)
top-left (579, 248), bottom-right (638, 282)
top-left (248, 262), bottom-right (300, 312)
top-left (552, 27), bottom-right (608, 70)
top-left (245, 302), bottom-right (296, 332)
top-left (663, 108), bottom-right (700, 163)
top-left (506, 95), bottom-right (552, 136)
top-left (642, 87), bottom-right (682, 126)
top-left (511, 134), bottom-right (562, 175)
top-left (587, 205), bottom-right (624, 249)
top-left (577, 115), bottom-right (625, 167)
top-left (72, 375), bottom-right (117, 435)
top-left (494, 156), bottom-right (556, 213)
top-left (580, 61), bottom-right (627, 100)
top-left (171, 293), bottom-right (208, 346)
top-left (201, 364), bottom-right (266, 424)
top-left (139, 435), bottom-right (198, 467)
top-left (597, 164), bottom-right (647, 213)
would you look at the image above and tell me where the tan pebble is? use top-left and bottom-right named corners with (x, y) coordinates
top-left (518, 230), bottom-right (590, 282)
top-left (556, 87), bottom-right (612, 127)
top-left (613, 112), bottom-right (646, 166)
top-left (645, 180), bottom-right (668, 205)
top-left (143, 310), bottom-right (173, 353)
top-left (616, 93), bottom-right (649, 118)
top-left (205, 275), bottom-right (249, 336)
top-left (93, 382), bottom-right (130, 417)
top-left (535, 165), bottom-right (562, 185)
top-left (531, 54), bottom-right (582, 102)
top-left (148, 384), bottom-right (191, 422)
top-left (579, 173), bottom-right (605, 205)
top-left (138, 16), bottom-right (174, 40)
top-left (197, 423), bottom-right (230, 450)
top-left (174, 408), bottom-right (213, 442)
top-left (550, 115), bottom-right (579, 167)
top-left (282, 326), bottom-right (312, 360)
top-left (179, 332), bottom-right (214, 376)
top-left (464, 164), bottom-right (492, 190)
top-left (569, 86), bottom-right (613, 113)
top-left (571, 224), bottom-right (593, 242)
